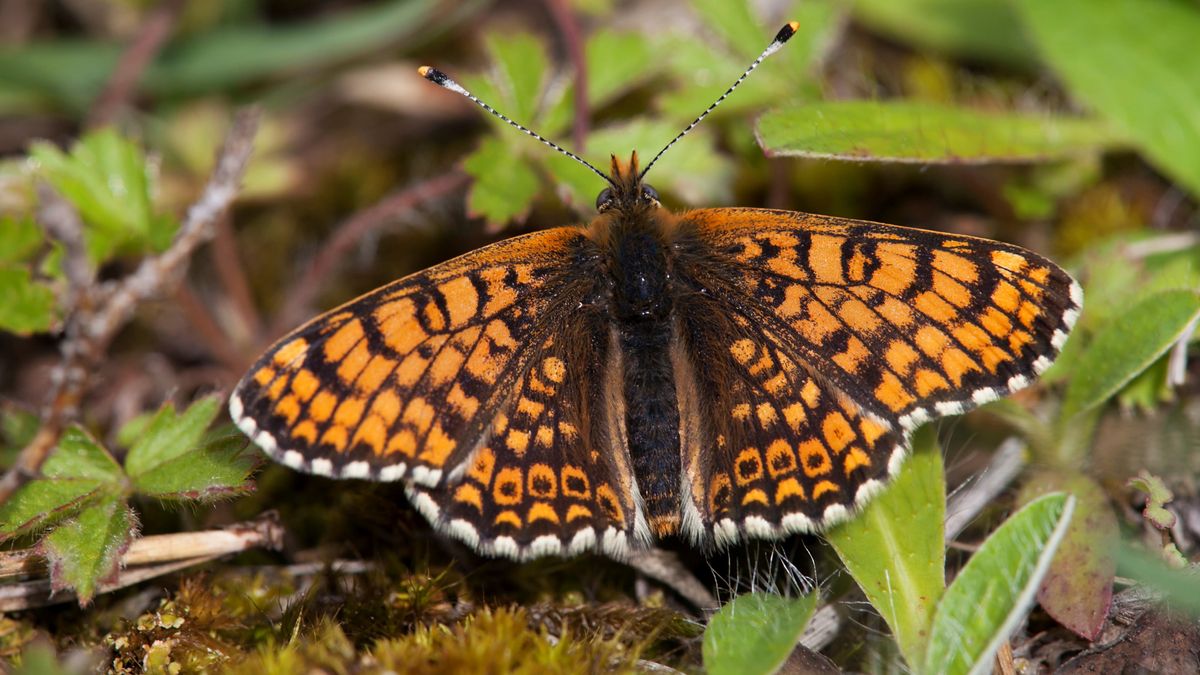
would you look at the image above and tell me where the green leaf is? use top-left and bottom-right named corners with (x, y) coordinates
top-left (463, 136), bottom-right (541, 225)
top-left (1018, 472), bottom-right (1116, 641)
top-left (40, 495), bottom-right (136, 606)
top-left (702, 592), bottom-right (817, 675)
top-left (922, 493), bottom-right (1075, 675)
top-left (1012, 0), bottom-right (1200, 197)
top-left (1116, 544), bottom-right (1200, 617)
top-left (825, 425), bottom-right (944, 665)
top-left (132, 428), bottom-right (256, 500)
top-left (0, 217), bottom-right (44, 264)
top-left (1128, 470), bottom-right (1177, 531)
top-left (1062, 289), bottom-right (1200, 418)
top-left (30, 128), bottom-right (175, 261)
top-left (756, 101), bottom-right (1119, 163)
top-left (0, 426), bottom-right (123, 539)
top-left (123, 396), bottom-right (222, 479)
top-left (0, 266), bottom-right (55, 335)
top-left (851, 0), bottom-right (1036, 69)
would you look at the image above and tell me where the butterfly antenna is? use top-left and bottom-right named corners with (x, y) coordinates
top-left (639, 21), bottom-right (799, 180)
top-left (419, 66), bottom-right (614, 186)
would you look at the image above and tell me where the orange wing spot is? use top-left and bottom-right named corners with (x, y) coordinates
top-left (734, 448), bottom-right (764, 485)
top-left (792, 300), bottom-right (840, 344)
top-left (915, 290), bottom-right (959, 323)
top-left (846, 246), bottom-right (871, 282)
top-left (915, 325), bottom-right (950, 358)
top-left (308, 391), bottom-right (337, 423)
top-left (336, 338), bottom-right (372, 385)
top-left (800, 380), bottom-right (821, 408)
top-left (812, 480), bottom-right (839, 500)
top-left (535, 425), bottom-right (554, 447)
top-left (766, 439), bottom-right (797, 477)
top-left (732, 402), bottom-right (752, 420)
top-left (402, 397), bottom-right (435, 433)
top-left (291, 420), bottom-right (318, 444)
top-left (266, 375), bottom-right (287, 402)
top-left (991, 281), bottom-right (1021, 312)
top-left (386, 428), bottom-right (418, 457)
top-left (558, 421), bottom-right (579, 439)
top-left (954, 324), bottom-right (1009, 372)
top-left (527, 463), bottom-right (557, 498)
top-left (542, 356), bottom-right (567, 383)
top-left (350, 415), bottom-right (386, 454)
top-left (493, 467), bottom-right (523, 506)
top-left (1017, 301), bottom-right (1040, 328)
top-left (419, 423), bottom-right (456, 466)
top-left (844, 447), bottom-right (871, 475)
top-left (729, 338), bottom-right (756, 364)
top-left (438, 275), bottom-right (479, 327)
top-left (323, 320), bottom-right (363, 363)
top-left (741, 489), bottom-right (769, 507)
top-left (333, 396), bottom-right (366, 429)
top-left (1009, 328), bottom-right (1034, 352)
top-left (933, 250), bottom-right (979, 283)
top-left (375, 299), bottom-right (424, 354)
top-left (833, 296), bottom-right (882, 334)
top-left (528, 501), bottom-right (560, 524)
top-left (465, 340), bottom-right (502, 385)
top-left (494, 510), bottom-right (522, 529)
top-left (394, 350), bottom-right (430, 387)
top-left (798, 439), bottom-right (832, 477)
top-left (822, 412), bottom-right (855, 453)
top-left (775, 477), bottom-right (806, 503)
top-left (356, 354), bottom-right (398, 394)
top-left (709, 473), bottom-right (733, 513)
top-left (485, 319), bottom-right (517, 350)
top-left (253, 366), bottom-right (276, 386)
top-left (1027, 265), bottom-right (1050, 284)
top-left (914, 368), bottom-right (951, 396)
top-left (468, 447), bottom-right (496, 485)
top-left (427, 346), bottom-right (465, 387)
top-left (782, 403), bottom-right (807, 431)
top-left (480, 268), bottom-right (519, 316)
top-left (932, 271), bottom-right (973, 308)
top-left (446, 384), bottom-right (480, 419)
top-left (371, 390), bottom-right (401, 425)
top-left (749, 350), bottom-right (774, 376)
top-left (777, 285), bottom-right (805, 318)
top-left (876, 297), bottom-right (917, 329)
top-left (874, 372), bottom-right (916, 412)
top-left (885, 341), bottom-right (920, 377)
top-left (807, 234), bottom-right (846, 284)
top-left (494, 413), bottom-right (510, 435)
top-left (320, 425), bottom-right (348, 451)
top-left (274, 395), bottom-right (301, 425)
top-left (596, 484), bottom-right (625, 525)
top-left (453, 484), bottom-right (483, 513)
top-left (561, 465), bottom-right (591, 499)
top-left (422, 301), bottom-right (446, 331)
top-left (756, 403), bottom-right (778, 427)
top-left (516, 397), bottom-right (544, 418)
top-left (979, 306), bottom-right (1013, 338)
top-left (990, 250), bottom-right (1028, 273)
top-left (763, 372), bottom-right (789, 395)
top-left (869, 245), bottom-right (917, 295)
top-left (832, 335), bottom-right (871, 374)
top-left (290, 369), bottom-right (319, 402)
top-left (505, 429), bottom-right (530, 455)
top-left (273, 338), bottom-right (309, 367)
top-left (941, 348), bottom-right (980, 385)
top-left (566, 504), bottom-right (593, 523)
top-left (859, 418), bottom-right (888, 447)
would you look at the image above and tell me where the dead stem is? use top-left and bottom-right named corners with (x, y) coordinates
top-left (87, 0), bottom-right (187, 128)
top-left (543, 0), bottom-right (589, 152)
top-left (0, 108), bottom-right (260, 505)
top-left (212, 213), bottom-right (264, 346)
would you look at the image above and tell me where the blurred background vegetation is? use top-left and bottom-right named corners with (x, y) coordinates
top-left (0, 0), bottom-right (1198, 672)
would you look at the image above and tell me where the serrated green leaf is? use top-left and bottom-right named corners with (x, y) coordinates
top-left (1062, 289), bottom-right (1200, 418)
top-left (825, 425), bottom-right (944, 665)
top-left (464, 136), bottom-right (541, 226)
top-left (0, 266), bottom-right (55, 335)
top-left (123, 396), bottom-right (222, 479)
top-left (42, 426), bottom-right (124, 481)
top-left (923, 493), bottom-right (1075, 675)
top-left (132, 429), bottom-right (256, 500)
top-left (0, 217), bottom-right (43, 264)
top-left (584, 30), bottom-right (655, 106)
top-left (40, 495), bottom-right (136, 606)
top-left (30, 128), bottom-right (176, 262)
top-left (757, 101), bottom-right (1119, 163)
top-left (852, 0), bottom-right (1036, 69)
top-left (1012, 0), bottom-right (1200, 198)
top-left (703, 592), bottom-right (817, 675)
top-left (477, 32), bottom-right (552, 130)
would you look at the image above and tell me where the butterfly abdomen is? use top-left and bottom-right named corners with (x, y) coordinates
top-left (607, 224), bottom-right (684, 537)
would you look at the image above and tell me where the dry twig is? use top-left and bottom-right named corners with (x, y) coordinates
top-left (543, 0), bottom-right (590, 152)
top-left (87, 0), bottom-right (188, 128)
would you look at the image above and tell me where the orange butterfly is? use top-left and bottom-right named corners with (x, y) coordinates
top-left (231, 23), bottom-right (1080, 560)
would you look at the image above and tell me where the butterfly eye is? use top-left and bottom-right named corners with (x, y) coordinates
top-left (595, 187), bottom-right (614, 211)
top-left (642, 184), bottom-right (660, 203)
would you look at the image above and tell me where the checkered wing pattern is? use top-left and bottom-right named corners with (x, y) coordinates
top-left (230, 228), bottom-right (635, 557)
top-left (674, 208), bottom-right (1081, 542)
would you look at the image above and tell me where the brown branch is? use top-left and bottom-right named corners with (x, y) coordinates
top-left (211, 213), bottom-right (264, 344)
top-left (87, 0), bottom-right (187, 128)
top-left (0, 108), bottom-right (260, 504)
top-left (175, 283), bottom-right (244, 372)
top-left (269, 170), bottom-right (469, 336)
top-left (543, 0), bottom-right (589, 152)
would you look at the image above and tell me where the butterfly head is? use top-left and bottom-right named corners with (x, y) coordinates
top-left (595, 152), bottom-right (661, 214)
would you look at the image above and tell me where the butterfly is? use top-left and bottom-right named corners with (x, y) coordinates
top-left (230, 23), bottom-right (1081, 560)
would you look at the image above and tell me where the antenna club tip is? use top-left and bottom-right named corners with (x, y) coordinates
top-left (776, 21), bottom-right (799, 43)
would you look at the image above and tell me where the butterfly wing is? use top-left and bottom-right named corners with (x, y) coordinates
top-left (671, 207), bottom-right (1081, 544)
top-left (231, 227), bottom-right (641, 557)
